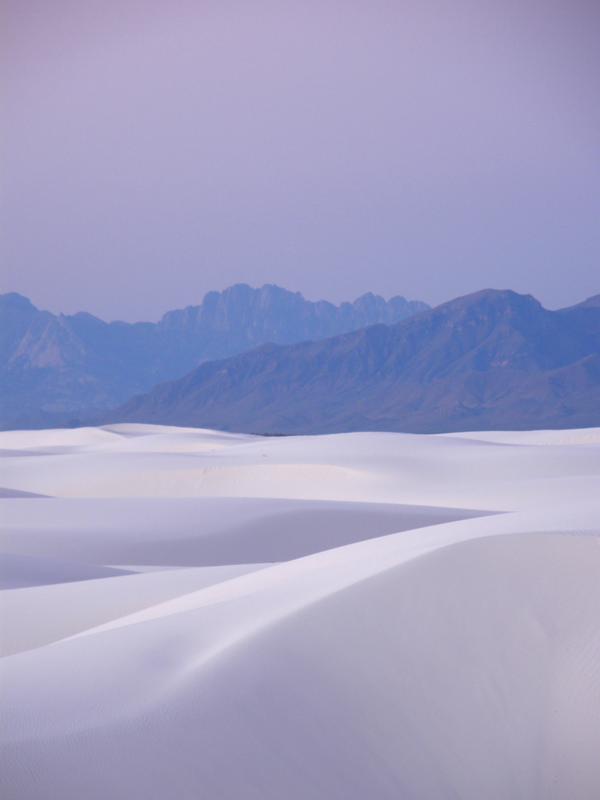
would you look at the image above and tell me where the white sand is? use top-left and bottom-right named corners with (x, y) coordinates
top-left (1, 424), bottom-right (599, 798)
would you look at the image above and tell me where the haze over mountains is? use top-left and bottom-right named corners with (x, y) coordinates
top-left (116, 289), bottom-right (600, 434)
top-left (2, 284), bottom-right (599, 434)
top-left (0, 285), bottom-right (427, 430)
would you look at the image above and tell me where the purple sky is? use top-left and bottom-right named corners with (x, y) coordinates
top-left (3, 0), bottom-right (599, 321)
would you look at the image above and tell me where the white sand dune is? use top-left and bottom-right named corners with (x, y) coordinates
top-left (0, 496), bottom-right (486, 567)
top-left (1, 426), bottom-right (598, 510)
top-left (445, 427), bottom-right (600, 446)
top-left (0, 552), bottom-right (134, 590)
top-left (0, 487), bottom-right (48, 499)
top-left (1, 424), bottom-right (600, 798)
top-left (0, 563), bottom-right (267, 656)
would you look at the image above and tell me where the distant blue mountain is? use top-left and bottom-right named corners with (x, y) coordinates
top-left (0, 284), bottom-right (427, 429)
top-left (114, 289), bottom-right (600, 434)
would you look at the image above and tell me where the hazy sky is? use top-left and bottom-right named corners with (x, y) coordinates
top-left (3, 0), bottom-right (599, 320)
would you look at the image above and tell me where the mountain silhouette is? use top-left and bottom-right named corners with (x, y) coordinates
top-left (0, 284), bottom-right (427, 429)
top-left (113, 289), bottom-right (600, 434)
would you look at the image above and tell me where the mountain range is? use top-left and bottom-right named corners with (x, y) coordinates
top-left (114, 289), bottom-right (600, 434)
top-left (0, 285), bottom-right (427, 430)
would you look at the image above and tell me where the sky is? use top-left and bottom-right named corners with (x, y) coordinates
top-left (2, 0), bottom-right (599, 321)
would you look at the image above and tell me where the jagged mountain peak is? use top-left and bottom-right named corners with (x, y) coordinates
top-left (0, 284), bottom-right (428, 429)
top-left (114, 288), bottom-right (600, 435)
